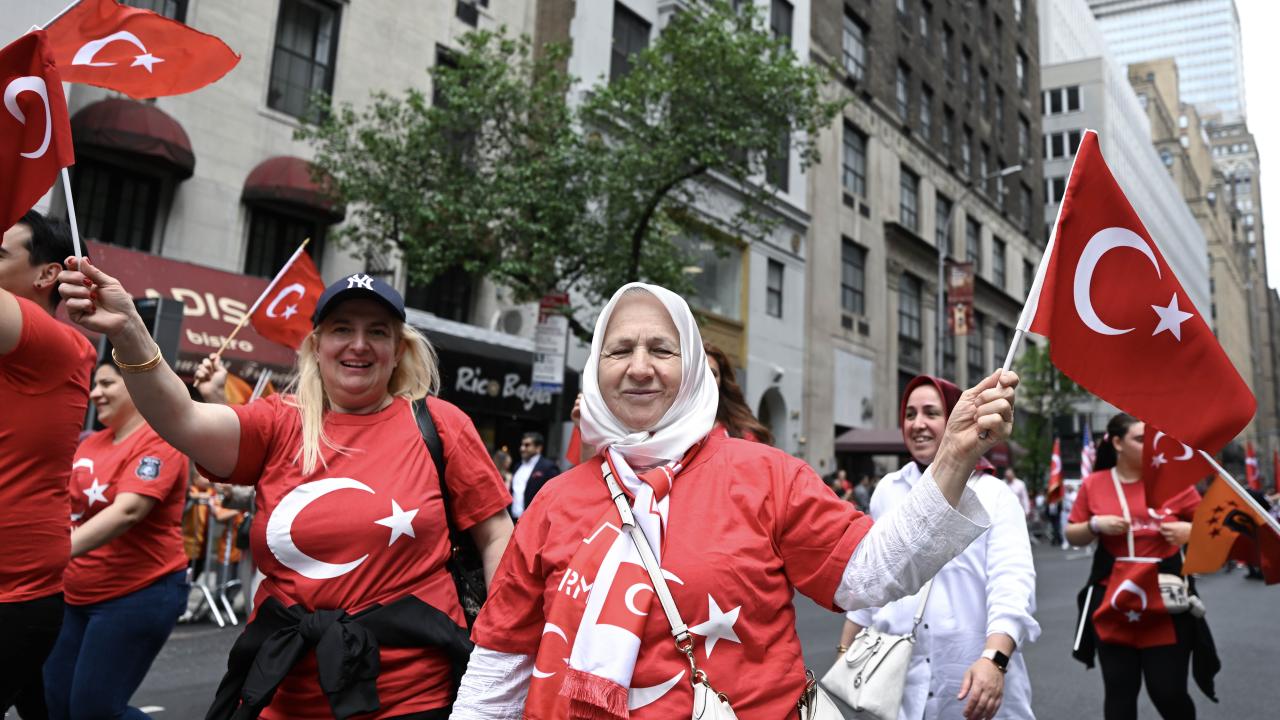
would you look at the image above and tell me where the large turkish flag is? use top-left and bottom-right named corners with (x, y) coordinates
top-left (1028, 131), bottom-right (1254, 454)
top-left (44, 0), bottom-right (239, 99)
top-left (0, 32), bottom-right (74, 233)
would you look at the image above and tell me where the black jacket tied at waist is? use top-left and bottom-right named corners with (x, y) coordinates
top-left (206, 594), bottom-right (474, 720)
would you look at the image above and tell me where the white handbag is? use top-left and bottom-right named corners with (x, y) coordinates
top-left (603, 466), bottom-right (842, 720)
top-left (819, 580), bottom-right (933, 720)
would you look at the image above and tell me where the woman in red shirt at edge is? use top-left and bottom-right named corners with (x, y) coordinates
top-left (42, 358), bottom-right (190, 720)
top-left (1065, 413), bottom-right (1214, 720)
top-left (58, 261), bottom-right (514, 720)
top-left (703, 342), bottom-right (772, 445)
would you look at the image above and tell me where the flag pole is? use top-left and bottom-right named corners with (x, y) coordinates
top-left (996, 130), bottom-right (1096, 375)
top-left (59, 169), bottom-right (82, 259)
top-left (1198, 449), bottom-right (1280, 537)
top-left (250, 369), bottom-right (273, 403)
top-left (213, 238), bottom-right (310, 360)
top-left (40, 0), bottom-right (82, 29)
top-left (1071, 585), bottom-right (1093, 653)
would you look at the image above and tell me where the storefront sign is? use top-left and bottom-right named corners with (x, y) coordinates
top-left (83, 241), bottom-right (297, 373)
top-left (438, 348), bottom-right (559, 419)
top-left (532, 293), bottom-right (570, 392)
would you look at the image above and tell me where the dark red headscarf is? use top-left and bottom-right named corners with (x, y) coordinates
top-left (899, 374), bottom-right (996, 474)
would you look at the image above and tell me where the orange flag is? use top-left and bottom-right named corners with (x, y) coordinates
top-left (1184, 477), bottom-right (1280, 584)
top-left (222, 372), bottom-right (275, 405)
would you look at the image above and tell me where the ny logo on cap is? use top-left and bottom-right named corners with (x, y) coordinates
top-left (346, 274), bottom-right (374, 290)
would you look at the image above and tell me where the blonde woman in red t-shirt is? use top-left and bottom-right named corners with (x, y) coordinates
top-left (1065, 413), bottom-right (1214, 720)
top-left (43, 358), bottom-right (190, 720)
top-left (58, 262), bottom-right (514, 720)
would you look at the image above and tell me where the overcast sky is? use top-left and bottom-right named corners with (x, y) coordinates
top-left (1237, 0), bottom-right (1280, 289)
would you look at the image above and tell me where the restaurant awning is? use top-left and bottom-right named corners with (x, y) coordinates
top-left (834, 428), bottom-right (907, 454)
top-left (71, 98), bottom-right (195, 179)
top-left (242, 156), bottom-right (344, 222)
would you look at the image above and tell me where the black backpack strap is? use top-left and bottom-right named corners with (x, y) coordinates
top-left (412, 398), bottom-right (457, 536)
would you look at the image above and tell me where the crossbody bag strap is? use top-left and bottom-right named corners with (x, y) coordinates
top-left (909, 579), bottom-right (933, 637)
top-left (1110, 469), bottom-right (1137, 559)
top-left (602, 462), bottom-right (691, 645)
top-left (413, 399), bottom-right (461, 544)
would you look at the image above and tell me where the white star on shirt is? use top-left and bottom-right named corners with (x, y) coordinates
top-left (1125, 610), bottom-right (1142, 623)
top-left (131, 53), bottom-right (164, 72)
top-left (1151, 453), bottom-right (1168, 469)
top-left (1151, 294), bottom-right (1194, 341)
top-left (374, 499), bottom-right (419, 546)
top-left (83, 478), bottom-right (110, 506)
top-left (689, 594), bottom-right (742, 658)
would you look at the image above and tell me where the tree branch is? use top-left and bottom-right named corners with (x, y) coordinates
top-left (628, 163), bottom-right (709, 281)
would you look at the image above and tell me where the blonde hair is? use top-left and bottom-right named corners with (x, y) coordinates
top-left (287, 322), bottom-right (441, 474)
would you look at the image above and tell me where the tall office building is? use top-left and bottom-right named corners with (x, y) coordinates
top-left (1087, 0), bottom-right (1247, 122)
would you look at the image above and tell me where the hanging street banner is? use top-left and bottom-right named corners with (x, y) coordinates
top-left (947, 261), bottom-right (975, 336)
top-left (532, 293), bottom-right (570, 392)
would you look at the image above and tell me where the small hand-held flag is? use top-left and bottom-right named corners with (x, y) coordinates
top-left (1080, 419), bottom-right (1096, 478)
top-left (1047, 437), bottom-right (1063, 505)
top-left (0, 31), bottom-right (74, 234)
top-left (1140, 423), bottom-right (1215, 507)
top-left (1092, 559), bottom-right (1176, 648)
top-left (43, 0), bottom-right (240, 99)
top-left (1245, 442), bottom-right (1260, 491)
top-left (1024, 130), bottom-right (1254, 454)
top-left (1184, 476), bottom-right (1280, 584)
top-left (247, 246), bottom-right (324, 350)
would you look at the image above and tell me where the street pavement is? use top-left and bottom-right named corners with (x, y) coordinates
top-left (12, 543), bottom-right (1274, 718)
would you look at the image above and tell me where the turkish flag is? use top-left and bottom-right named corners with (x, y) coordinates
top-left (1184, 477), bottom-right (1280, 584)
top-left (1093, 559), bottom-right (1176, 648)
top-left (1047, 437), bottom-right (1063, 505)
top-left (1245, 442), bottom-right (1260, 490)
top-left (1028, 131), bottom-right (1254, 454)
top-left (565, 427), bottom-right (583, 467)
top-left (0, 32), bottom-right (74, 233)
top-left (249, 251), bottom-right (323, 349)
top-left (44, 0), bottom-right (239, 99)
top-left (1141, 424), bottom-right (1215, 507)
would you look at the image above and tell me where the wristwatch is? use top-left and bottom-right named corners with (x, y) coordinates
top-left (981, 648), bottom-right (1010, 673)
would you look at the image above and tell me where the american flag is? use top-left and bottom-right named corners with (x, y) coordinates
top-left (1080, 419), bottom-right (1096, 477)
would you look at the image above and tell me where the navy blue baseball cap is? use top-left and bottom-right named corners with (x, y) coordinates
top-left (312, 273), bottom-right (407, 326)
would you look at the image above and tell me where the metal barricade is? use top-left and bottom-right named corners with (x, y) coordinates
top-left (186, 494), bottom-right (244, 627)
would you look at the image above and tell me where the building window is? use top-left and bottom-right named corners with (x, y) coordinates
top-left (966, 216), bottom-right (982, 272)
top-left (610, 2), bottom-right (650, 82)
top-left (896, 0), bottom-right (909, 20)
top-left (1014, 0), bottom-right (1023, 24)
top-left (766, 259), bottom-right (784, 318)
top-left (675, 232), bottom-right (744, 321)
top-left (979, 67), bottom-right (989, 110)
top-left (405, 265), bottom-right (473, 323)
top-left (992, 236), bottom-right (1006, 289)
top-left (1021, 183), bottom-right (1034, 230)
top-left (942, 106), bottom-right (954, 158)
top-left (942, 24), bottom-right (953, 74)
top-left (244, 207), bottom-right (326, 279)
top-left (842, 122), bottom-right (867, 199)
top-left (1044, 130), bottom-right (1082, 159)
top-left (899, 273), bottom-right (923, 371)
top-left (1016, 49), bottom-right (1028, 95)
top-left (995, 87), bottom-right (1005, 132)
top-left (766, 130), bottom-right (789, 191)
top-left (935, 192), bottom-right (953, 256)
top-left (961, 126), bottom-right (973, 176)
top-left (961, 47), bottom-right (972, 87)
top-left (979, 146), bottom-right (990, 195)
top-left (1019, 116), bottom-right (1030, 160)
top-left (771, 0), bottom-right (793, 42)
top-left (919, 2), bottom-right (930, 42)
top-left (1023, 259), bottom-right (1035, 295)
top-left (896, 63), bottom-right (910, 123)
top-left (841, 238), bottom-right (866, 316)
top-left (942, 331), bottom-right (956, 381)
top-left (920, 84), bottom-right (933, 139)
top-left (124, 0), bottom-right (187, 20)
top-left (1043, 85), bottom-right (1082, 115)
top-left (992, 323), bottom-right (1010, 369)
top-left (967, 312), bottom-right (985, 382)
top-left (900, 165), bottom-right (920, 233)
top-left (267, 0), bottom-right (341, 120)
top-left (71, 160), bottom-right (160, 252)
top-left (1047, 176), bottom-right (1067, 203)
top-left (842, 12), bottom-right (867, 82)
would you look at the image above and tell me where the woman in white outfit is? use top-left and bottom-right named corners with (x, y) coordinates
top-left (840, 375), bottom-right (1039, 720)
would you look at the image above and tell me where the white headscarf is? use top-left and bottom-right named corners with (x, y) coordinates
top-left (579, 282), bottom-right (719, 468)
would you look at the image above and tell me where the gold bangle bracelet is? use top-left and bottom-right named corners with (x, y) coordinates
top-left (836, 645), bottom-right (849, 654)
top-left (112, 347), bottom-right (164, 374)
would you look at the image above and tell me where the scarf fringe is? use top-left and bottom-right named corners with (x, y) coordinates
top-left (560, 667), bottom-right (630, 720)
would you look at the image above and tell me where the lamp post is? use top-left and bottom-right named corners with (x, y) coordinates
top-left (936, 164), bottom-right (1022, 377)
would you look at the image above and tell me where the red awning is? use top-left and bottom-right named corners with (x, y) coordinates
top-left (242, 156), bottom-right (344, 222)
top-left (835, 428), bottom-right (907, 454)
top-left (71, 98), bottom-right (195, 179)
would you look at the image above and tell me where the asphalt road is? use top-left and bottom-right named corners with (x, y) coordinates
top-left (12, 544), bottom-right (1275, 718)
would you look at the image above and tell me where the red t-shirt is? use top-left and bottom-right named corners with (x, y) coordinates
top-left (206, 395), bottom-right (510, 719)
top-left (65, 424), bottom-right (189, 605)
top-left (0, 296), bottom-right (95, 602)
top-left (1069, 469), bottom-right (1201, 560)
top-left (473, 433), bottom-right (872, 719)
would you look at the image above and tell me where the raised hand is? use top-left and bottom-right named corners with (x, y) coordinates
top-left (194, 353), bottom-right (229, 404)
top-left (937, 370), bottom-right (1019, 469)
top-left (56, 256), bottom-right (138, 338)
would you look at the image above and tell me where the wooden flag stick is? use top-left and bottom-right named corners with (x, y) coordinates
top-left (213, 238), bottom-right (310, 360)
top-left (1198, 450), bottom-right (1280, 537)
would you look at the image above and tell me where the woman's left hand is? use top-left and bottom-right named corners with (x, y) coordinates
top-left (1159, 520), bottom-right (1193, 546)
top-left (958, 656), bottom-right (1005, 720)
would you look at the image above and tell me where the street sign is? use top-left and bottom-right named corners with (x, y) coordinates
top-left (532, 293), bottom-right (570, 392)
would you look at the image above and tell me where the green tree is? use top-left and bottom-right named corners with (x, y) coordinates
top-left (1013, 342), bottom-right (1088, 494)
top-left (297, 1), bottom-right (842, 338)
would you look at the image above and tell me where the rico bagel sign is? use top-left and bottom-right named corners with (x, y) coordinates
top-left (83, 240), bottom-right (297, 368)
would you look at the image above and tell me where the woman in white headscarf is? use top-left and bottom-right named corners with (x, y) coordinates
top-left (451, 283), bottom-right (1019, 719)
